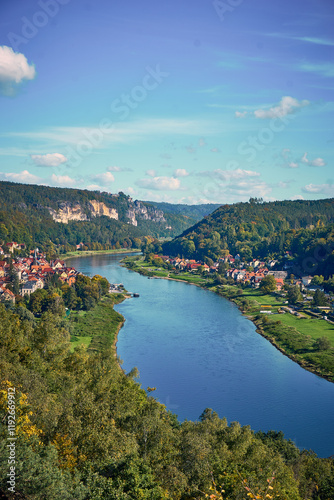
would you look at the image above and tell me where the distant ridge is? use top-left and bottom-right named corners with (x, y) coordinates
top-left (163, 197), bottom-right (334, 277)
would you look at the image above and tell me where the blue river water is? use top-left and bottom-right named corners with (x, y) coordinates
top-left (68, 253), bottom-right (334, 458)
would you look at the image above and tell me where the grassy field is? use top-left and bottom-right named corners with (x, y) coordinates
top-left (69, 294), bottom-right (125, 352)
top-left (277, 314), bottom-right (334, 345)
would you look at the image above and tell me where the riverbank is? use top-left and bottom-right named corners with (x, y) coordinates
top-left (122, 256), bottom-right (334, 383)
top-left (70, 293), bottom-right (127, 369)
top-left (62, 248), bottom-right (141, 260)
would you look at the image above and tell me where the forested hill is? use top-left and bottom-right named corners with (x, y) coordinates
top-left (163, 198), bottom-right (334, 276)
top-left (0, 181), bottom-right (218, 254)
top-left (146, 201), bottom-right (221, 219)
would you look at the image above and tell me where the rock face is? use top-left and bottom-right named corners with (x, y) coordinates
top-left (126, 199), bottom-right (166, 226)
top-left (89, 200), bottom-right (118, 220)
top-left (48, 201), bottom-right (118, 224)
top-left (47, 197), bottom-right (166, 227)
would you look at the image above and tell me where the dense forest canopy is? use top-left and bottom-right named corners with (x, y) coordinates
top-left (163, 198), bottom-right (334, 277)
top-left (1, 302), bottom-right (333, 499)
top-left (0, 181), bottom-right (218, 255)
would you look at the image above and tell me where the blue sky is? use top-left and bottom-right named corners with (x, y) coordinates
top-left (0, 0), bottom-right (333, 204)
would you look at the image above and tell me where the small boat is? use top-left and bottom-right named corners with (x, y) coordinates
top-left (133, 293), bottom-right (140, 297)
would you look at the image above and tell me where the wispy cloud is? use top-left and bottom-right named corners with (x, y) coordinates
top-left (266, 32), bottom-right (334, 47)
top-left (5, 119), bottom-right (217, 150)
top-left (136, 176), bottom-right (181, 191)
top-left (199, 168), bottom-right (260, 181)
top-left (298, 62), bottom-right (334, 78)
top-left (302, 183), bottom-right (334, 195)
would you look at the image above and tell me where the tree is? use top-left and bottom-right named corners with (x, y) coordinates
top-left (28, 289), bottom-right (48, 315)
top-left (312, 289), bottom-right (328, 307)
top-left (311, 275), bottom-right (324, 286)
top-left (287, 285), bottom-right (302, 305)
top-left (314, 336), bottom-right (331, 351)
top-left (259, 275), bottom-right (276, 293)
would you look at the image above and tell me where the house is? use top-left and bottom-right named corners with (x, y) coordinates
top-left (52, 259), bottom-right (65, 270)
top-left (0, 285), bottom-right (15, 303)
top-left (235, 271), bottom-right (246, 281)
top-left (275, 278), bottom-right (285, 291)
top-left (21, 281), bottom-right (38, 297)
top-left (267, 270), bottom-right (288, 280)
top-left (302, 276), bottom-right (313, 286)
top-left (6, 242), bottom-right (20, 253)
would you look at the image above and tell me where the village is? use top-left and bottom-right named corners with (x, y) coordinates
top-left (0, 242), bottom-right (80, 304)
top-left (0, 242), bottom-right (333, 319)
top-left (145, 252), bottom-right (334, 319)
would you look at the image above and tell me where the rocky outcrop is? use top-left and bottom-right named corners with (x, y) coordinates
top-left (48, 203), bottom-right (88, 223)
top-left (126, 199), bottom-right (166, 226)
top-left (47, 197), bottom-right (167, 227)
top-left (89, 200), bottom-right (118, 220)
top-left (48, 201), bottom-right (118, 224)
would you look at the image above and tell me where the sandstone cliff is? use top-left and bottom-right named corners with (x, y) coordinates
top-left (48, 201), bottom-right (118, 224)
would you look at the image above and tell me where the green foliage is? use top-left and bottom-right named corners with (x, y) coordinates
top-left (0, 181), bottom-right (220, 255)
top-left (259, 275), bottom-right (277, 293)
top-left (312, 289), bottom-right (329, 307)
top-left (1, 286), bottom-right (334, 498)
top-left (315, 336), bottom-right (332, 351)
top-left (163, 198), bottom-right (334, 277)
top-left (287, 285), bottom-right (303, 305)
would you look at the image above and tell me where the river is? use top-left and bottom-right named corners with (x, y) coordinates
top-left (67, 253), bottom-right (334, 458)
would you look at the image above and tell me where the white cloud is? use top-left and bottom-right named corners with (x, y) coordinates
top-left (291, 195), bottom-right (304, 200)
top-left (31, 153), bottom-right (68, 167)
top-left (2, 170), bottom-right (42, 184)
top-left (146, 169), bottom-right (156, 177)
top-left (235, 111), bottom-right (248, 118)
top-left (91, 171), bottom-right (115, 185)
top-left (51, 174), bottom-right (76, 187)
top-left (301, 152), bottom-right (326, 167)
top-left (174, 169), bottom-right (189, 177)
top-left (198, 138), bottom-right (206, 147)
top-left (107, 165), bottom-right (133, 172)
top-left (86, 184), bottom-right (103, 191)
top-left (107, 166), bottom-right (121, 172)
top-left (254, 96), bottom-right (310, 119)
top-left (200, 168), bottom-right (260, 182)
top-left (0, 46), bottom-right (36, 95)
top-left (302, 183), bottom-right (334, 195)
top-left (225, 180), bottom-right (272, 198)
top-left (280, 148), bottom-right (299, 168)
top-left (136, 176), bottom-right (181, 191)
